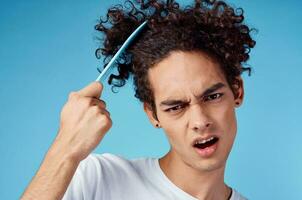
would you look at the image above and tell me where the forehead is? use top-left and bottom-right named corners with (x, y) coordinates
top-left (148, 51), bottom-right (227, 101)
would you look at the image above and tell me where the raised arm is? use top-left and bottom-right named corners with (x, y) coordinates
top-left (21, 82), bottom-right (112, 200)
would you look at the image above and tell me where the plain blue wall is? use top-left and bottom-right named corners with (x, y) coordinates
top-left (0, 0), bottom-right (301, 199)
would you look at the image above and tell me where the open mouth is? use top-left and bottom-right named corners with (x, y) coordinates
top-left (193, 136), bottom-right (219, 149)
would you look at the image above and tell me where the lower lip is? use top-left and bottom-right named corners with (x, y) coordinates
top-left (194, 141), bottom-right (218, 158)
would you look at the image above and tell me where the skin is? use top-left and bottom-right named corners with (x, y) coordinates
top-left (21, 82), bottom-right (112, 199)
top-left (21, 50), bottom-right (244, 200)
top-left (144, 50), bottom-right (244, 200)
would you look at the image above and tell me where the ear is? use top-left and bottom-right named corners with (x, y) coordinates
top-left (143, 102), bottom-right (159, 128)
top-left (233, 76), bottom-right (244, 107)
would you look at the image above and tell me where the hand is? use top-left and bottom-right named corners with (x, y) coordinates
top-left (51, 81), bottom-right (112, 162)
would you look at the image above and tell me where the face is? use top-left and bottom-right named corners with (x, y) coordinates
top-left (144, 51), bottom-right (244, 172)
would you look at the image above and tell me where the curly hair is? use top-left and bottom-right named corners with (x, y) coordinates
top-left (95, 0), bottom-right (256, 119)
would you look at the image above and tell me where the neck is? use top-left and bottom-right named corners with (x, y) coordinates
top-left (159, 151), bottom-right (231, 200)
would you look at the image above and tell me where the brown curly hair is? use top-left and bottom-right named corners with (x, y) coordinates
top-left (95, 0), bottom-right (256, 119)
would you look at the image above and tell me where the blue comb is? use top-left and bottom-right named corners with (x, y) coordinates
top-left (95, 21), bottom-right (148, 83)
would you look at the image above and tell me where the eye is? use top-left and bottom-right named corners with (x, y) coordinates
top-left (165, 104), bottom-right (186, 113)
top-left (204, 93), bottom-right (224, 102)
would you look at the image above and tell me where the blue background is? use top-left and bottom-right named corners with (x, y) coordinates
top-left (0, 0), bottom-right (301, 199)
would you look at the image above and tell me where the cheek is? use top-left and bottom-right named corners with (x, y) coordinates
top-left (215, 103), bottom-right (237, 139)
top-left (158, 110), bottom-right (186, 131)
top-left (160, 116), bottom-right (188, 146)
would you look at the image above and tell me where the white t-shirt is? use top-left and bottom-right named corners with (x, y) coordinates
top-left (62, 153), bottom-right (247, 200)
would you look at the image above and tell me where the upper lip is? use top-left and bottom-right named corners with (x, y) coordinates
top-left (191, 135), bottom-right (219, 146)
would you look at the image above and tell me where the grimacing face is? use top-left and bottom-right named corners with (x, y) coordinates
top-left (144, 50), bottom-right (244, 172)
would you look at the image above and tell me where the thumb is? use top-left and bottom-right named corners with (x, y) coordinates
top-left (78, 81), bottom-right (103, 99)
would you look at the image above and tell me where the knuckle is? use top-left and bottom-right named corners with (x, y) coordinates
top-left (100, 100), bottom-right (106, 107)
top-left (97, 101), bottom-right (106, 109)
top-left (105, 115), bottom-right (112, 125)
top-left (97, 114), bottom-right (111, 124)
top-left (104, 110), bottom-right (111, 116)
top-left (107, 117), bottom-right (113, 127)
top-left (96, 114), bottom-right (106, 124)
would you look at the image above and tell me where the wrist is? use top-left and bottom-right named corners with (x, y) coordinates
top-left (46, 136), bottom-right (81, 166)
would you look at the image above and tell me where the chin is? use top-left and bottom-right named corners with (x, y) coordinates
top-left (182, 153), bottom-right (227, 173)
top-left (195, 159), bottom-right (226, 172)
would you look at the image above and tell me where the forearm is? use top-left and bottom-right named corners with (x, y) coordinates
top-left (22, 82), bottom-right (111, 199)
top-left (21, 146), bottom-right (80, 200)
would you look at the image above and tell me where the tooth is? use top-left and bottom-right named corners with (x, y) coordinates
top-left (194, 137), bottom-right (216, 146)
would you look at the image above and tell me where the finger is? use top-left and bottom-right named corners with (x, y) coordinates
top-left (99, 108), bottom-right (111, 117)
top-left (88, 98), bottom-right (109, 116)
top-left (78, 81), bottom-right (103, 99)
top-left (89, 105), bottom-right (111, 118)
top-left (89, 98), bottom-right (106, 109)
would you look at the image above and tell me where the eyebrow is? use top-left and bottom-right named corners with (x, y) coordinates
top-left (159, 82), bottom-right (226, 107)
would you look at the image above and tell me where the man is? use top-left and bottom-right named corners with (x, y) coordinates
top-left (22, 0), bottom-right (255, 199)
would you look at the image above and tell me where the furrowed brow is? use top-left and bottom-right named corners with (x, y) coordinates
top-left (159, 82), bottom-right (226, 107)
top-left (198, 82), bottom-right (226, 98)
top-left (160, 99), bottom-right (188, 107)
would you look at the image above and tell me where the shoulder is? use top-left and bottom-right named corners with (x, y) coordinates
top-left (80, 153), bottom-right (143, 170)
top-left (80, 153), bottom-right (128, 168)
top-left (78, 153), bottom-right (152, 179)
top-left (63, 153), bottom-right (150, 199)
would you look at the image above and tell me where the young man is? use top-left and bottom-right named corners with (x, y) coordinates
top-left (22, 0), bottom-right (255, 199)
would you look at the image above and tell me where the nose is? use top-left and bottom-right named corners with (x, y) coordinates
top-left (189, 104), bottom-right (212, 133)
